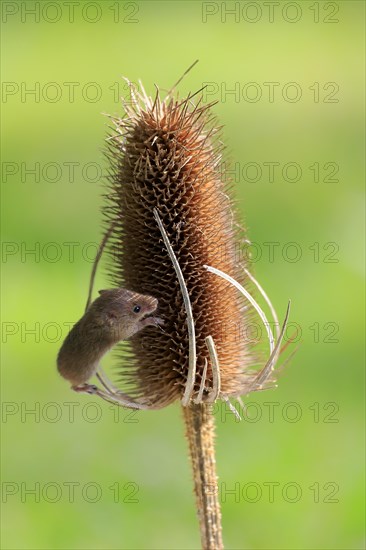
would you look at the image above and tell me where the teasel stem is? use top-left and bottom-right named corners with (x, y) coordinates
top-left (183, 403), bottom-right (223, 550)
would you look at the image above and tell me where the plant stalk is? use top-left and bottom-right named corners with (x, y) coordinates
top-left (183, 403), bottom-right (223, 550)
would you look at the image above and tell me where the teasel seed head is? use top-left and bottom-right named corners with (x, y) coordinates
top-left (103, 83), bottom-right (263, 409)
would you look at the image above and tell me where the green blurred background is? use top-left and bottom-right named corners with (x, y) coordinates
top-left (1, 1), bottom-right (364, 549)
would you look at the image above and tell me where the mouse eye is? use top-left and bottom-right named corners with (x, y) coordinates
top-left (133, 305), bottom-right (141, 314)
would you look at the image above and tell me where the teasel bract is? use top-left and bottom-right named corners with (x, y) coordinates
top-left (102, 73), bottom-right (291, 549)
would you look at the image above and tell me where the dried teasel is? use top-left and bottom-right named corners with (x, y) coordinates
top-left (102, 82), bottom-right (290, 406)
top-left (92, 68), bottom-right (293, 549)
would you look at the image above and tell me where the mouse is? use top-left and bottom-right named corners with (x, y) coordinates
top-left (57, 288), bottom-right (164, 392)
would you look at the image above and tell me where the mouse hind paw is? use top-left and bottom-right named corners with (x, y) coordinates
top-left (72, 383), bottom-right (98, 395)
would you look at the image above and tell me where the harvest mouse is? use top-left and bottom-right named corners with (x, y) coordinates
top-left (57, 288), bottom-right (164, 393)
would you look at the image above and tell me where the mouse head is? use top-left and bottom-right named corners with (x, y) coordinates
top-left (93, 288), bottom-right (159, 341)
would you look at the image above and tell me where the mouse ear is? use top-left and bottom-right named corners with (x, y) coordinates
top-left (98, 289), bottom-right (107, 295)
